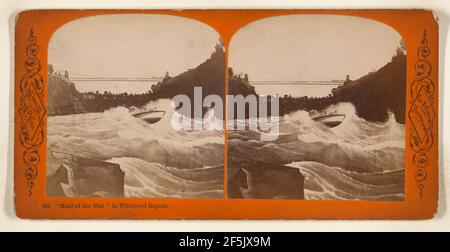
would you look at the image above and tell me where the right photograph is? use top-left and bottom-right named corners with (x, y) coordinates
top-left (227, 15), bottom-right (406, 201)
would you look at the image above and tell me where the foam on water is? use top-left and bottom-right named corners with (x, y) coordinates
top-left (228, 102), bottom-right (405, 200)
top-left (47, 99), bottom-right (224, 198)
top-left (48, 100), bottom-right (404, 200)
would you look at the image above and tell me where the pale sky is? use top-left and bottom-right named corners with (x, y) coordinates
top-left (229, 15), bottom-right (403, 83)
top-left (49, 14), bottom-right (220, 93)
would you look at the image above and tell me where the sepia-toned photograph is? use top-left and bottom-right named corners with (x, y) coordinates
top-left (12, 8), bottom-right (441, 221)
top-left (227, 15), bottom-right (406, 201)
top-left (45, 14), bottom-right (226, 198)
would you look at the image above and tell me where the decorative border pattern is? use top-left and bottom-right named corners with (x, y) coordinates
top-left (18, 29), bottom-right (46, 196)
top-left (408, 30), bottom-right (435, 198)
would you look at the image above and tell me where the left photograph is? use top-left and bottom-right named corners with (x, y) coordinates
top-left (45, 14), bottom-right (225, 198)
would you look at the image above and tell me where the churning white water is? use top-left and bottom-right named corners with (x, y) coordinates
top-left (228, 102), bottom-right (405, 201)
top-left (47, 99), bottom-right (224, 198)
top-left (47, 100), bottom-right (404, 200)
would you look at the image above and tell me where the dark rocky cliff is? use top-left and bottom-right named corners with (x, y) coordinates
top-left (228, 68), bottom-right (257, 96)
top-left (47, 73), bottom-right (85, 115)
top-left (331, 51), bottom-right (407, 123)
top-left (151, 44), bottom-right (226, 101)
top-left (276, 51), bottom-right (407, 123)
top-left (47, 156), bottom-right (125, 198)
top-left (47, 43), bottom-right (226, 116)
top-left (228, 160), bottom-right (305, 199)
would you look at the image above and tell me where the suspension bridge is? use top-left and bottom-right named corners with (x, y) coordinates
top-left (69, 77), bottom-right (164, 82)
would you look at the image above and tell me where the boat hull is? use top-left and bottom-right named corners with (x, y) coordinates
top-left (132, 110), bottom-right (165, 124)
top-left (312, 114), bottom-right (345, 128)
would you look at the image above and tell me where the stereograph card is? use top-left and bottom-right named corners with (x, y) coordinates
top-left (14, 10), bottom-right (439, 219)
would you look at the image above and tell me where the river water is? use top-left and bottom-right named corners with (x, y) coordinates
top-left (47, 100), bottom-right (404, 200)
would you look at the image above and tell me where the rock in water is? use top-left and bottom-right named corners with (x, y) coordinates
top-left (229, 161), bottom-right (305, 199)
top-left (47, 156), bottom-right (125, 197)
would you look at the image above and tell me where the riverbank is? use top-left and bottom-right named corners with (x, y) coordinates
top-left (278, 51), bottom-right (406, 123)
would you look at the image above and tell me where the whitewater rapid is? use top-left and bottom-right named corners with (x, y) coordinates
top-left (47, 99), bottom-right (224, 198)
top-left (228, 102), bottom-right (405, 201)
top-left (47, 99), bottom-right (404, 201)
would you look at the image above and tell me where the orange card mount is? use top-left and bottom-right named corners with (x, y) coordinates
top-left (14, 9), bottom-right (438, 219)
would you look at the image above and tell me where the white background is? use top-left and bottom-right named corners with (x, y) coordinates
top-left (0, 0), bottom-right (449, 232)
